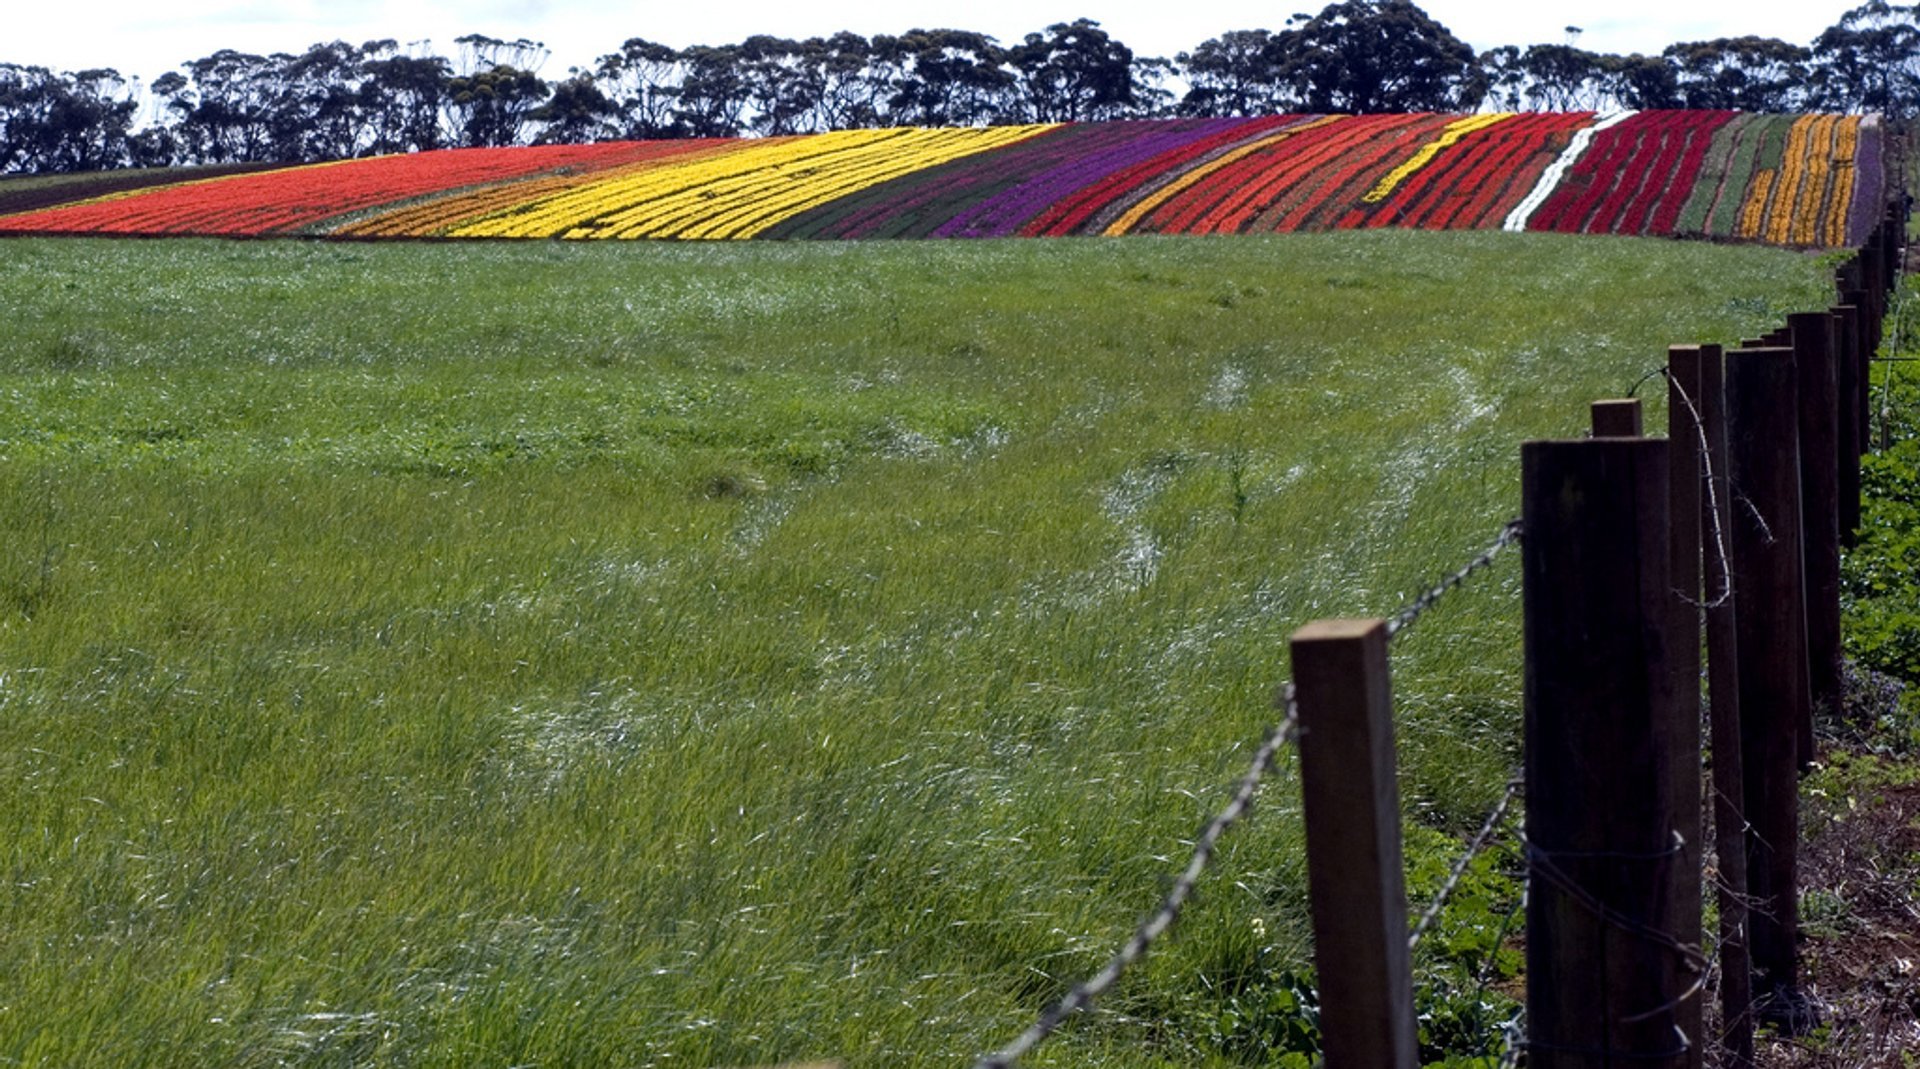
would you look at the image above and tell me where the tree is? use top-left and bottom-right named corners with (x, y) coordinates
top-left (1599, 54), bottom-right (1682, 109)
top-left (873, 29), bottom-right (1015, 126)
top-left (592, 38), bottom-right (684, 139)
top-left (532, 72), bottom-right (620, 143)
top-left (0, 65), bottom-right (138, 172)
top-left (160, 49), bottom-right (288, 163)
top-left (1270, 0), bottom-right (1485, 113)
top-left (1809, 1), bottom-right (1920, 116)
top-left (1007, 19), bottom-right (1142, 122)
top-left (1480, 44), bottom-right (1613, 110)
top-left (1664, 36), bottom-right (1811, 111)
top-left (359, 46), bottom-right (452, 154)
top-left (801, 32), bottom-right (887, 131)
top-left (673, 45), bottom-right (752, 137)
top-left (1177, 29), bottom-right (1288, 117)
top-left (274, 41), bottom-right (374, 161)
top-left (736, 36), bottom-right (821, 135)
top-left (446, 63), bottom-right (550, 147)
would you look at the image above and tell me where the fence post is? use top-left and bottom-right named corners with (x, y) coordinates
top-left (1664, 347), bottom-right (1706, 1069)
top-left (1291, 618), bottom-right (1418, 1069)
top-left (1833, 304), bottom-right (1864, 544)
top-left (1523, 437), bottom-right (1690, 1068)
top-left (1723, 347), bottom-right (1816, 1032)
top-left (1790, 312), bottom-right (1845, 725)
top-left (1697, 345), bottom-right (1756, 1067)
top-left (1842, 288), bottom-right (1875, 457)
top-left (1590, 398), bottom-right (1644, 437)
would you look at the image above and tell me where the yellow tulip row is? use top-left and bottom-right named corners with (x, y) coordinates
top-left (338, 144), bottom-right (738, 238)
top-left (1738, 114), bottom-right (1861, 247)
top-left (1824, 117), bottom-right (1860, 249)
top-left (449, 126), bottom-right (1053, 240)
top-left (1360, 113), bottom-right (1513, 205)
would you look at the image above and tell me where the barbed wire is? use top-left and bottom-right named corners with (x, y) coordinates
top-left (1385, 518), bottom-right (1524, 639)
top-left (1515, 830), bottom-right (1713, 1060)
top-left (1664, 368), bottom-right (1735, 610)
top-left (1522, 831), bottom-right (1710, 981)
top-left (1626, 364), bottom-right (1667, 399)
top-left (1879, 286), bottom-right (1911, 449)
top-left (1409, 775), bottom-right (1523, 952)
top-left (1522, 1026), bottom-right (1693, 1061)
top-left (970, 686), bottom-right (1304, 1069)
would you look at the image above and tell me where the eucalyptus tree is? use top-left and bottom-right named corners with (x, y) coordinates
top-left (1809, 1), bottom-right (1920, 115)
top-left (872, 29), bottom-right (1015, 126)
top-left (1663, 36), bottom-right (1812, 111)
top-left (359, 45), bottom-right (452, 154)
top-left (673, 44), bottom-right (752, 137)
top-left (532, 72), bottom-right (622, 143)
top-left (1270, 0), bottom-right (1486, 113)
top-left (592, 38), bottom-right (684, 139)
top-left (0, 64), bottom-right (138, 172)
top-left (1007, 19), bottom-right (1143, 122)
top-left (1176, 29), bottom-right (1288, 116)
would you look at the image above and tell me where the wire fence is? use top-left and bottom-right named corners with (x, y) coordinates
top-left (974, 516), bottom-right (1532, 1067)
top-left (974, 206), bottom-right (1906, 1069)
top-left (970, 688), bottom-right (1303, 1069)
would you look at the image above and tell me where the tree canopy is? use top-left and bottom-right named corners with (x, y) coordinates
top-left (1, 1), bottom-right (1915, 173)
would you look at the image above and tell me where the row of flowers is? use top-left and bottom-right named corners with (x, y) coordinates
top-left (0, 112), bottom-right (1882, 249)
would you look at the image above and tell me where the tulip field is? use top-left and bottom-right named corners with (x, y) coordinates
top-left (0, 110), bottom-right (1885, 248)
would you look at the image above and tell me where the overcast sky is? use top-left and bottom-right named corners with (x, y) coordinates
top-left (5, 1), bottom-right (1868, 83)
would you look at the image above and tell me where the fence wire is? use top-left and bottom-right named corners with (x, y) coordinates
top-left (1664, 367), bottom-right (1735, 610)
top-left (1385, 518), bottom-right (1524, 639)
top-left (970, 687), bottom-right (1303, 1069)
top-left (1409, 775), bottom-right (1523, 952)
top-left (1880, 286), bottom-right (1911, 449)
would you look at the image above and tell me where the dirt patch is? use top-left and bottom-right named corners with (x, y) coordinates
top-left (1751, 769), bottom-right (1920, 1066)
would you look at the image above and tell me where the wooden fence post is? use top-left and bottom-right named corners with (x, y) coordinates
top-left (1842, 289), bottom-right (1875, 456)
top-left (1591, 398), bottom-right (1644, 437)
top-left (1723, 348), bottom-right (1816, 1032)
top-left (1790, 312), bottom-right (1845, 725)
top-left (1833, 304), bottom-right (1864, 544)
top-left (1291, 618), bottom-right (1418, 1069)
top-left (1664, 347), bottom-right (1706, 1069)
top-left (1697, 345), bottom-right (1756, 1067)
top-left (1523, 437), bottom-right (1690, 1068)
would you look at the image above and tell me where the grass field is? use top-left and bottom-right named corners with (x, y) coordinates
top-left (0, 233), bottom-right (1831, 1067)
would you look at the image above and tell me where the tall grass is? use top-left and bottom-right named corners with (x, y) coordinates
top-left (0, 233), bottom-right (1828, 1067)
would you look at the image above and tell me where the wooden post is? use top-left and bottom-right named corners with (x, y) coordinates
top-left (1292, 618), bottom-right (1418, 1069)
top-left (1833, 305), bottom-right (1863, 545)
top-left (1523, 438), bottom-right (1689, 1068)
top-left (1843, 289), bottom-right (1875, 456)
top-left (1790, 312), bottom-right (1845, 728)
top-left (1698, 345), bottom-right (1755, 1067)
top-left (1591, 398), bottom-right (1644, 437)
top-left (1665, 346), bottom-right (1707, 1069)
top-left (1723, 348), bottom-right (1815, 1031)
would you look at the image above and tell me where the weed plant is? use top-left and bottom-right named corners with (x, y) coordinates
top-left (0, 232), bottom-right (1830, 1067)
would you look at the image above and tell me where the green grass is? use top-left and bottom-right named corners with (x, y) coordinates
top-left (0, 232), bottom-right (1830, 1067)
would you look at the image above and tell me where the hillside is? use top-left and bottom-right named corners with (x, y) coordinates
top-left (0, 112), bottom-right (1884, 247)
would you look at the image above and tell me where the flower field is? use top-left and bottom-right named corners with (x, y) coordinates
top-left (0, 111), bottom-right (1883, 248)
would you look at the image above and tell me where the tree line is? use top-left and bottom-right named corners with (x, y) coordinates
top-left (3, 0), bottom-right (1917, 174)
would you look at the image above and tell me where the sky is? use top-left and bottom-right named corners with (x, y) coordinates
top-left (4, 1), bottom-right (1869, 84)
